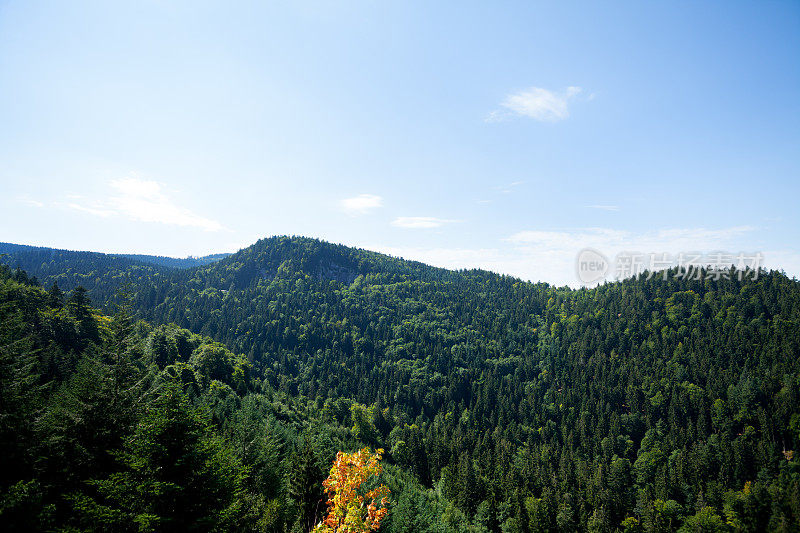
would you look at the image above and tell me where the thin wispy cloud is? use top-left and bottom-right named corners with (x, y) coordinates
top-left (494, 180), bottom-right (526, 194)
top-left (68, 176), bottom-right (223, 231)
top-left (478, 180), bottom-right (526, 202)
top-left (68, 203), bottom-right (115, 218)
top-left (505, 228), bottom-right (627, 247)
top-left (109, 178), bottom-right (223, 231)
top-left (391, 217), bottom-right (458, 229)
top-left (487, 86), bottom-right (583, 122)
top-left (586, 205), bottom-right (620, 211)
top-left (16, 195), bottom-right (44, 208)
top-left (340, 194), bottom-right (383, 215)
top-left (505, 226), bottom-right (756, 250)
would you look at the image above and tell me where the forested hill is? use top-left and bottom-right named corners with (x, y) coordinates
top-left (2, 236), bottom-right (800, 531)
top-left (118, 251), bottom-right (231, 269)
top-left (0, 242), bottom-right (230, 281)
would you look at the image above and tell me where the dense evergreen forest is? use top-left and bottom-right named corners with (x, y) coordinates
top-left (2, 236), bottom-right (800, 532)
top-left (0, 242), bottom-right (230, 275)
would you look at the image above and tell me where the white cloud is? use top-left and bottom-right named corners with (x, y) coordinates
top-left (16, 195), bottom-right (44, 208)
top-left (340, 194), bottom-right (383, 215)
top-left (488, 86), bottom-right (583, 122)
top-left (391, 217), bottom-right (458, 229)
top-left (109, 177), bottom-right (222, 231)
top-left (68, 176), bottom-right (223, 231)
top-left (68, 203), bottom-right (116, 217)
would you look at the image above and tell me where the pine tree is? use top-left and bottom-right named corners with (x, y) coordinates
top-left (288, 434), bottom-right (325, 532)
top-left (83, 383), bottom-right (248, 531)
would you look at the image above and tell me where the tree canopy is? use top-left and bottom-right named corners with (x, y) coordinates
top-left (1, 237), bottom-right (800, 531)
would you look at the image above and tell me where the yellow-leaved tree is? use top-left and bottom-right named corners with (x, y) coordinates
top-left (313, 447), bottom-right (390, 533)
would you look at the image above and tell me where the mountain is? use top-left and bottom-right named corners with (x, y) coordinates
top-left (117, 252), bottom-right (231, 269)
top-left (1, 236), bottom-right (800, 531)
top-left (0, 242), bottom-right (230, 286)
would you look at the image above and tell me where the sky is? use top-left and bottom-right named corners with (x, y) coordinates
top-left (1, 0), bottom-right (798, 286)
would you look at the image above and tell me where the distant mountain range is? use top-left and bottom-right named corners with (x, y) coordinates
top-left (0, 241), bottom-right (231, 271)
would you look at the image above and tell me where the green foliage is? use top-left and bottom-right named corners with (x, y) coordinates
top-left (190, 342), bottom-right (252, 394)
top-left (350, 403), bottom-right (380, 445)
top-left (678, 506), bottom-right (726, 532)
top-left (85, 383), bottom-right (249, 531)
top-left (3, 238), bottom-right (800, 531)
top-left (288, 434), bottom-right (325, 532)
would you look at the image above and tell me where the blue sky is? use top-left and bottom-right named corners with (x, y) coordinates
top-left (1, 1), bottom-right (798, 286)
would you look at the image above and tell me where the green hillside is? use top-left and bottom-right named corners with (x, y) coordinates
top-left (2, 236), bottom-right (800, 531)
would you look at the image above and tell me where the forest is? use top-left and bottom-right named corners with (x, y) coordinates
top-left (1, 236), bottom-right (799, 532)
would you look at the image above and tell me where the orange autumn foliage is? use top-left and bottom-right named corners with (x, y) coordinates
top-left (312, 448), bottom-right (390, 533)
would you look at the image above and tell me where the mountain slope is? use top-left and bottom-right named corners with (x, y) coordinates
top-left (0, 242), bottom-right (229, 293)
top-left (0, 262), bottom-right (452, 532)
top-left (2, 236), bottom-right (800, 530)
